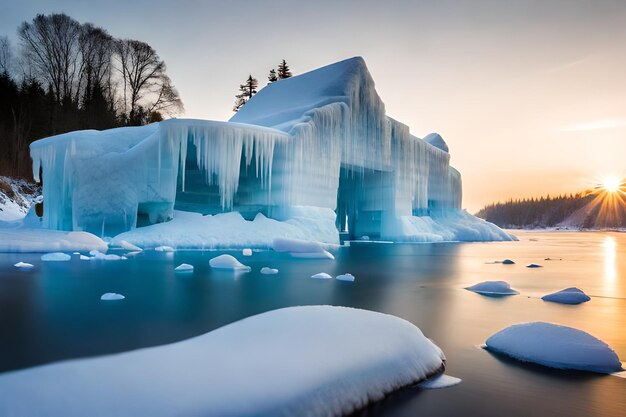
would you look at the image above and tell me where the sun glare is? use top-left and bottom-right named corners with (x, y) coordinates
top-left (601, 176), bottom-right (622, 193)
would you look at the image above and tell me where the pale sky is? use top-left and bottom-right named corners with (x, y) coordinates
top-left (1, 0), bottom-right (625, 212)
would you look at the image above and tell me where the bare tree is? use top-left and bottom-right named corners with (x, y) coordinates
top-left (0, 36), bottom-right (13, 74)
top-left (18, 14), bottom-right (82, 103)
top-left (114, 39), bottom-right (181, 124)
top-left (77, 24), bottom-right (114, 105)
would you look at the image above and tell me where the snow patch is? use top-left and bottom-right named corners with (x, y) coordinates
top-left (486, 322), bottom-right (622, 373)
top-left (209, 254), bottom-right (251, 271)
top-left (465, 281), bottom-right (519, 296)
top-left (542, 288), bottom-right (590, 305)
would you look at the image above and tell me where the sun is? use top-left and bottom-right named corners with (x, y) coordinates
top-left (601, 176), bottom-right (622, 193)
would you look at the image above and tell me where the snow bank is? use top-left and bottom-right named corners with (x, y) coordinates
top-left (100, 293), bottom-right (125, 301)
top-left (272, 237), bottom-right (335, 259)
top-left (417, 373), bottom-right (461, 389)
top-left (41, 252), bottom-right (71, 262)
top-left (174, 263), bottom-right (194, 273)
top-left (542, 288), bottom-right (590, 305)
top-left (209, 254), bottom-right (251, 271)
top-left (465, 281), bottom-right (519, 296)
top-left (14, 262), bottom-right (34, 269)
top-left (336, 273), bottom-right (356, 282)
top-left (485, 322), bottom-right (622, 373)
top-left (111, 210), bottom-right (339, 250)
top-left (0, 228), bottom-right (107, 253)
top-left (260, 267), bottom-right (279, 275)
top-left (0, 306), bottom-right (445, 416)
top-left (311, 272), bottom-right (333, 279)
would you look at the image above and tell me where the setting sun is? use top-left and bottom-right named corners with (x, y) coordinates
top-left (601, 177), bottom-right (622, 193)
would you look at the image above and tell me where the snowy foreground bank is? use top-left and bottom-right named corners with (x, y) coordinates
top-left (0, 306), bottom-right (446, 416)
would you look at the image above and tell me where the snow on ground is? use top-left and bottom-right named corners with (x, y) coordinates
top-left (0, 228), bottom-right (107, 253)
top-left (40, 252), bottom-right (71, 262)
top-left (100, 293), bottom-right (125, 301)
top-left (0, 306), bottom-right (445, 417)
top-left (336, 273), bottom-right (356, 282)
top-left (174, 263), bottom-right (194, 273)
top-left (111, 210), bottom-right (339, 250)
top-left (542, 288), bottom-right (591, 305)
top-left (485, 322), bottom-right (622, 373)
top-left (465, 281), bottom-right (519, 296)
top-left (260, 267), bottom-right (279, 275)
top-left (417, 373), bottom-right (462, 389)
top-left (209, 254), bottom-right (251, 271)
top-left (311, 272), bottom-right (333, 279)
top-left (0, 176), bottom-right (40, 222)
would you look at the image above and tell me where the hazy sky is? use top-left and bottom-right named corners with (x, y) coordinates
top-left (1, 0), bottom-right (625, 211)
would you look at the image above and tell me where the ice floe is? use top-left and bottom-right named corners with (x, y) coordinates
top-left (417, 373), bottom-right (462, 389)
top-left (465, 281), bottom-right (519, 296)
top-left (174, 263), bottom-right (194, 273)
top-left (336, 273), bottom-right (356, 282)
top-left (260, 267), bottom-right (279, 275)
top-left (542, 287), bottom-right (590, 305)
top-left (242, 248), bottom-right (252, 256)
top-left (526, 263), bottom-right (542, 268)
top-left (100, 293), bottom-right (125, 301)
top-left (209, 254), bottom-right (251, 271)
top-left (41, 252), bottom-right (71, 262)
top-left (13, 261), bottom-right (34, 269)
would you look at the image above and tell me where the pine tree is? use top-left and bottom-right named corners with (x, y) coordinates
top-left (277, 59), bottom-right (292, 79)
top-left (268, 69), bottom-right (278, 83)
top-left (233, 74), bottom-right (258, 112)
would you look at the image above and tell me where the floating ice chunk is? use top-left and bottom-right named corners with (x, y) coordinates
top-left (118, 240), bottom-right (142, 251)
top-left (242, 248), bottom-right (253, 256)
top-left (360, 236), bottom-right (370, 241)
top-left (72, 252), bottom-right (80, 255)
top-left (485, 322), bottom-right (622, 373)
top-left (0, 229), bottom-right (107, 253)
top-left (89, 249), bottom-right (100, 256)
top-left (174, 263), bottom-right (194, 273)
top-left (41, 252), bottom-right (71, 262)
top-left (465, 281), bottom-right (519, 296)
top-left (336, 273), bottom-right (355, 282)
top-left (417, 373), bottom-right (462, 389)
top-left (526, 263), bottom-right (542, 268)
top-left (311, 272), bottom-right (333, 279)
top-left (155, 245), bottom-right (175, 252)
top-left (79, 255), bottom-right (90, 261)
top-left (542, 287), bottom-right (590, 305)
top-left (502, 259), bottom-right (515, 265)
top-left (272, 237), bottom-right (335, 259)
top-left (0, 306), bottom-right (446, 416)
top-left (14, 262), bottom-right (34, 269)
top-left (260, 267), bottom-right (279, 274)
top-left (209, 254), bottom-right (251, 271)
top-left (100, 293), bottom-right (125, 301)
top-left (90, 251), bottom-right (125, 261)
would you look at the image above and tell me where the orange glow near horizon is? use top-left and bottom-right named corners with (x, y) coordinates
top-left (583, 177), bottom-right (626, 228)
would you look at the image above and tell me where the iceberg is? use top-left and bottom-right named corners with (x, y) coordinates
top-left (174, 263), bottom-right (194, 273)
top-left (100, 293), bottom-right (125, 301)
top-left (260, 267), bottom-right (279, 274)
top-left (0, 306), bottom-right (446, 416)
top-left (542, 287), bottom-right (590, 305)
top-left (41, 252), bottom-right (71, 262)
top-left (23, 57), bottom-right (512, 250)
top-left (465, 281), bottom-right (519, 296)
top-left (209, 254), bottom-right (251, 271)
top-left (485, 322), bottom-right (622, 373)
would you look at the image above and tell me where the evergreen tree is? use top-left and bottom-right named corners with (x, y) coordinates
top-left (268, 68), bottom-right (278, 83)
top-left (233, 75), bottom-right (258, 112)
top-left (277, 59), bottom-right (292, 79)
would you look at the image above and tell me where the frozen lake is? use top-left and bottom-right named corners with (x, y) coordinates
top-left (0, 231), bottom-right (624, 416)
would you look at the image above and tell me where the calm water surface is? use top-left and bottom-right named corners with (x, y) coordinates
top-left (0, 231), bottom-right (624, 416)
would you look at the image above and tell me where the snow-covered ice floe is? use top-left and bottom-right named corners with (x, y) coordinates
top-left (13, 261), bottom-right (34, 270)
top-left (336, 273), bottom-right (356, 282)
top-left (0, 228), bottom-right (107, 253)
top-left (417, 373), bottom-right (462, 389)
top-left (485, 322), bottom-right (623, 373)
top-left (272, 237), bottom-right (335, 259)
top-left (0, 306), bottom-right (446, 416)
top-left (41, 252), bottom-right (71, 262)
top-left (174, 263), bottom-right (194, 273)
top-left (209, 254), bottom-right (251, 271)
top-left (542, 287), bottom-right (590, 305)
top-left (260, 267), bottom-right (279, 275)
top-left (311, 272), bottom-right (333, 279)
top-left (89, 251), bottom-right (126, 261)
top-left (100, 293), bottom-right (125, 301)
top-left (465, 281), bottom-right (519, 296)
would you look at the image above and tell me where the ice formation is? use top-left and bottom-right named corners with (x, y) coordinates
top-left (13, 261), bottom-right (34, 269)
top-left (0, 306), bottom-right (446, 416)
top-left (27, 57), bottom-right (513, 247)
top-left (209, 254), bottom-right (251, 271)
top-left (526, 263), bottom-right (542, 268)
top-left (100, 293), bottom-right (125, 301)
top-left (260, 267), bottom-right (279, 274)
top-left (311, 272), bottom-right (333, 279)
top-left (502, 259), bottom-right (515, 265)
top-left (41, 252), bottom-right (71, 262)
top-left (272, 237), bottom-right (336, 259)
top-left (0, 228), bottom-right (107, 253)
top-left (242, 248), bottom-right (252, 256)
top-left (174, 263), bottom-right (194, 273)
top-left (155, 245), bottom-right (175, 252)
top-left (465, 281), bottom-right (519, 296)
top-left (542, 287), bottom-right (590, 305)
top-left (336, 273), bottom-right (356, 282)
top-left (485, 322), bottom-right (622, 373)
top-left (417, 373), bottom-right (462, 389)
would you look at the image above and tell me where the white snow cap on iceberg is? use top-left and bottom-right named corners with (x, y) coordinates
top-left (14, 261), bottom-right (34, 269)
top-left (486, 322), bottom-right (622, 373)
top-left (209, 254), bottom-right (251, 271)
top-left (423, 133), bottom-right (449, 153)
top-left (542, 287), bottom-right (590, 305)
top-left (41, 252), bottom-right (71, 262)
top-left (311, 272), bottom-right (333, 279)
top-left (465, 281), bottom-right (519, 296)
top-left (272, 237), bottom-right (335, 259)
top-left (100, 293), bottom-right (125, 301)
top-left (260, 267), bottom-right (279, 275)
top-left (0, 306), bottom-right (446, 417)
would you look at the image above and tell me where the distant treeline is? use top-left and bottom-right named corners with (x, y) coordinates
top-left (476, 192), bottom-right (595, 228)
top-left (0, 13), bottom-right (183, 179)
